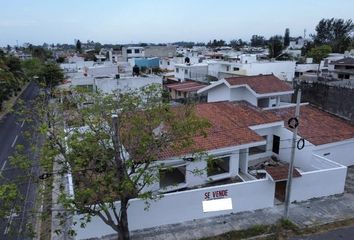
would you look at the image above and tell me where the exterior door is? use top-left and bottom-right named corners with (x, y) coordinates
top-left (272, 135), bottom-right (280, 154)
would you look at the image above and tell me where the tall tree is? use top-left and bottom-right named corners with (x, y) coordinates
top-left (76, 39), bottom-right (82, 53)
top-left (31, 85), bottom-right (210, 240)
top-left (268, 35), bottom-right (284, 58)
top-left (284, 28), bottom-right (290, 47)
top-left (311, 18), bottom-right (354, 53)
top-left (39, 62), bottom-right (64, 91)
top-left (230, 39), bottom-right (246, 49)
top-left (250, 35), bottom-right (265, 47)
top-left (307, 45), bottom-right (332, 63)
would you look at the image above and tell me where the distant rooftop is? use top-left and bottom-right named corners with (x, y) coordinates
top-left (225, 74), bottom-right (293, 94)
top-left (165, 80), bottom-right (206, 93)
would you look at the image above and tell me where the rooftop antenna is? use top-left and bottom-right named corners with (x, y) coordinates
top-left (303, 29), bottom-right (306, 39)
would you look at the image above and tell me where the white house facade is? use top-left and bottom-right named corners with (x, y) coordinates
top-left (73, 98), bottom-right (354, 239)
top-left (198, 74), bottom-right (294, 109)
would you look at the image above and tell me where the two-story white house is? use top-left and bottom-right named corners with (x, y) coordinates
top-left (197, 74), bottom-right (294, 109)
top-left (174, 63), bottom-right (209, 82)
top-left (328, 57), bottom-right (354, 80)
top-left (206, 55), bottom-right (296, 82)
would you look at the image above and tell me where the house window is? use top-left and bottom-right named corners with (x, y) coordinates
top-left (185, 69), bottom-right (188, 75)
top-left (249, 136), bottom-right (267, 155)
top-left (207, 156), bottom-right (230, 177)
top-left (226, 66), bottom-right (230, 71)
top-left (127, 49), bottom-right (132, 54)
top-left (167, 61), bottom-right (170, 66)
top-left (177, 91), bottom-right (181, 96)
top-left (176, 68), bottom-right (179, 73)
top-left (134, 49), bottom-right (140, 53)
top-left (233, 67), bottom-right (240, 71)
top-left (159, 165), bottom-right (186, 188)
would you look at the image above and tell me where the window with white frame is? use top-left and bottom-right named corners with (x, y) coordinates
top-left (249, 136), bottom-right (267, 155)
top-left (184, 69), bottom-right (188, 75)
top-left (176, 68), bottom-right (179, 73)
top-left (207, 156), bottom-right (230, 177)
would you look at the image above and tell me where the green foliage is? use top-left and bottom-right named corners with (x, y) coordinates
top-left (35, 84), bottom-right (211, 237)
top-left (22, 58), bottom-right (43, 79)
top-left (251, 35), bottom-right (266, 47)
top-left (230, 39), bottom-right (246, 49)
top-left (268, 35), bottom-right (284, 58)
top-left (39, 62), bottom-right (64, 89)
top-left (0, 55), bottom-right (25, 110)
top-left (284, 28), bottom-right (290, 47)
top-left (207, 39), bottom-right (226, 48)
top-left (0, 183), bottom-right (20, 218)
top-left (76, 40), bottom-right (82, 53)
top-left (307, 45), bottom-right (332, 63)
top-left (312, 18), bottom-right (354, 53)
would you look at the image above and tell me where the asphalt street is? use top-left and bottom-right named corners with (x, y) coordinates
top-left (0, 82), bottom-right (42, 240)
top-left (290, 225), bottom-right (354, 240)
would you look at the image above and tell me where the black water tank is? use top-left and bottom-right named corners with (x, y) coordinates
top-left (184, 57), bottom-right (190, 64)
top-left (133, 65), bottom-right (140, 76)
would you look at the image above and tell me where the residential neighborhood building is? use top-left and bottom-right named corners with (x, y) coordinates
top-left (206, 56), bottom-right (296, 82)
top-left (164, 80), bottom-right (206, 101)
top-left (198, 74), bottom-right (294, 109)
top-left (174, 63), bottom-right (209, 82)
top-left (327, 57), bottom-right (354, 80)
top-left (128, 57), bottom-right (160, 70)
top-left (122, 46), bottom-right (145, 60)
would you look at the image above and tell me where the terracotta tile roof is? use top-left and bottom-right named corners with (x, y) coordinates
top-left (165, 81), bottom-right (206, 93)
top-left (225, 74), bottom-right (293, 94)
top-left (158, 101), bottom-right (281, 159)
top-left (271, 105), bottom-right (354, 145)
top-left (265, 165), bottom-right (301, 182)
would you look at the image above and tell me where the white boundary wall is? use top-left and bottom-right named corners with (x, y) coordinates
top-left (290, 155), bottom-right (347, 202)
top-left (74, 179), bottom-right (275, 239)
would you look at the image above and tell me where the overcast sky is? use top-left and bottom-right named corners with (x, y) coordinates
top-left (1, 0), bottom-right (353, 46)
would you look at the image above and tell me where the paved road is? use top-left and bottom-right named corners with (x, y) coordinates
top-left (289, 225), bottom-right (354, 240)
top-left (0, 82), bottom-right (42, 240)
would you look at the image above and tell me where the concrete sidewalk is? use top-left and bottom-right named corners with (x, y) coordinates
top-left (99, 166), bottom-right (354, 240)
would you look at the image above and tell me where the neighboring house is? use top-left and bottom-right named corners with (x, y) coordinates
top-left (159, 57), bottom-right (185, 71)
top-left (198, 74), bottom-right (294, 109)
top-left (164, 80), bottom-right (206, 100)
top-left (94, 75), bottom-right (162, 94)
top-left (207, 58), bottom-right (296, 82)
top-left (174, 63), bottom-right (209, 82)
top-left (288, 37), bottom-right (305, 50)
top-left (144, 45), bottom-right (177, 58)
top-left (295, 62), bottom-right (319, 79)
top-left (128, 57), bottom-right (160, 70)
top-left (122, 45), bottom-right (177, 61)
top-left (122, 46), bottom-right (145, 60)
top-left (59, 74), bottom-right (162, 95)
top-left (327, 57), bottom-right (354, 80)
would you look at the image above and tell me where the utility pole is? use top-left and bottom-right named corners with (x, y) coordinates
top-left (284, 87), bottom-right (301, 219)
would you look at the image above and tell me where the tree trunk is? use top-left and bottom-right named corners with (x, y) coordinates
top-left (118, 198), bottom-right (130, 240)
